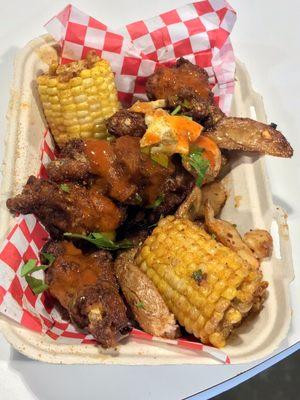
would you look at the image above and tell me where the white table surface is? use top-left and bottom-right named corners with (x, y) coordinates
top-left (0, 1), bottom-right (299, 399)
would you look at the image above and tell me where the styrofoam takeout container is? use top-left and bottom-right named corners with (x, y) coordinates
top-left (0, 34), bottom-right (294, 364)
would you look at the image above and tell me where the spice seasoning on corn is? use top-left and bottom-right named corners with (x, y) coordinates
top-left (135, 216), bottom-right (268, 348)
top-left (37, 51), bottom-right (120, 145)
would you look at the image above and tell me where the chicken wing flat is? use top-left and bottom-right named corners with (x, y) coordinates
top-left (146, 58), bottom-right (213, 102)
top-left (47, 137), bottom-right (174, 206)
top-left (205, 117), bottom-right (293, 158)
top-left (6, 176), bottom-right (122, 237)
top-left (43, 241), bottom-right (131, 348)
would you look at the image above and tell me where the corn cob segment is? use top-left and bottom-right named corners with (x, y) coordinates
top-left (37, 52), bottom-right (120, 145)
top-left (135, 216), bottom-right (267, 347)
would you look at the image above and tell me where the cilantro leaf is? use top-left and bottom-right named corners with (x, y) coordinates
top-left (21, 259), bottom-right (37, 277)
top-left (136, 301), bottom-right (145, 309)
top-left (134, 193), bottom-right (143, 205)
top-left (63, 232), bottom-right (133, 250)
top-left (25, 275), bottom-right (49, 295)
top-left (146, 194), bottom-right (165, 209)
top-left (41, 252), bottom-right (55, 266)
top-left (171, 105), bottom-right (181, 115)
top-left (60, 183), bottom-right (70, 193)
top-left (184, 148), bottom-right (209, 187)
top-left (192, 269), bottom-right (204, 284)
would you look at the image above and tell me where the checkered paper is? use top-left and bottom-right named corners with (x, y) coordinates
top-left (45, 1), bottom-right (236, 112)
top-left (0, 2), bottom-right (237, 364)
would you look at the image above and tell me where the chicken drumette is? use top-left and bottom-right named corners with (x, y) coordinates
top-left (43, 240), bottom-right (131, 348)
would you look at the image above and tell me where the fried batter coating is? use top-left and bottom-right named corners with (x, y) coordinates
top-left (43, 241), bottom-right (131, 348)
top-left (106, 110), bottom-right (147, 138)
top-left (47, 158), bottom-right (91, 182)
top-left (166, 88), bottom-right (225, 128)
top-left (146, 58), bottom-right (213, 102)
top-left (115, 249), bottom-right (179, 338)
top-left (6, 176), bottom-right (122, 237)
top-left (204, 117), bottom-right (293, 158)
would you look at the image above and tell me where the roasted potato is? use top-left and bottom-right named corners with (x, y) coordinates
top-left (115, 249), bottom-right (179, 339)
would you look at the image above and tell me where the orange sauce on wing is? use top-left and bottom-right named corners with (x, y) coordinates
top-left (48, 242), bottom-right (106, 310)
top-left (84, 139), bottom-right (136, 202)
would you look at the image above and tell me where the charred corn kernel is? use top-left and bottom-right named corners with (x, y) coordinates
top-left (37, 53), bottom-right (120, 145)
top-left (135, 216), bottom-right (267, 348)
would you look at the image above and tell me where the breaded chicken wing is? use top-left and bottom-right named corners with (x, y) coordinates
top-left (146, 58), bottom-right (213, 102)
top-left (43, 241), bottom-right (131, 348)
top-left (6, 176), bottom-right (122, 237)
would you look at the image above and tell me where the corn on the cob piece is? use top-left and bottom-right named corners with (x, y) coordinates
top-left (37, 52), bottom-right (120, 145)
top-left (135, 216), bottom-right (267, 347)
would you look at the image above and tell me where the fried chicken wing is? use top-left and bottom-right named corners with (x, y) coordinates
top-left (43, 241), bottom-right (131, 348)
top-left (205, 117), bottom-right (293, 158)
top-left (115, 249), bottom-right (179, 339)
top-left (47, 158), bottom-right (91, 182)
top-left (146, 58), bottom-right (213, 102)
top-left (6, 176), bottom-right (122, 237)
top-left (166, 88), bottom-right (225, 128)
top-left (106, 110), bottom-right (147, 138)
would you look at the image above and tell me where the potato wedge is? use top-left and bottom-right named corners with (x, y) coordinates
top-left (115, 249), bottom-right (179, 339)
top-left (204, 117), bottom-right (293, 158)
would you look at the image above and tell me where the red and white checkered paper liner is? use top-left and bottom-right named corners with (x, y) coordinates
top-left (0, 2), bottom-right (237, 364)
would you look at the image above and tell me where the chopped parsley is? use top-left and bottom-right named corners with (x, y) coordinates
top-left (146, 194), bottom-right (165, 209)
top-left (211, 233), bottom-right (217, 240)
top-left (184, 148), bottom-right (210, 187)
top-left (60, 183), bottom-right (70, 193)
top-left (192, 269), bottom-right (205, 284)
top-left (136, 301), bottom-right (145, 309)
top-left (171, 105), bottom-right (181, 115)
top-left (182, 99), bottom-right (191, 109)
top-left (64, 232), bottom-right (133, 250)
top-left (25, 275), bottom-right (49, 295)
top-left (134, 193), bottom-right (143, 205)
top-left (232, 224), bottom-right (237, 228)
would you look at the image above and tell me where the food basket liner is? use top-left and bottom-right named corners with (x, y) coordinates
top-left (0, 1), bottom-right (237, 364)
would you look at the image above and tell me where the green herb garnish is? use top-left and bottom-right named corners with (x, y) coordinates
top-left (192, 269), bottom-right (204, 284)
top-left (136, 302), bottom-right (145, 309)
top-left (134, 193), bottom-right (143, 205)
top-left (183, 99), bottom-right (191, 109)
top-left (150, 152), bottom-right (169, 168)
top-left (64, 232), bottom-right (133, 250)
top-left (171, 105), bottom-right (181, 115)
top-left (146, 194), bottom-right (165, 209)
top-left (60, 183), bottom-right (70, 193)
top-left (232, 224), bottom-right (237, 228)
top-left (211, 233), bottom-right (217, 240)
top-left (25, 275), bottom-right (49, 295)
top-left (184, 148), bottom-right (209, 187)
top-left (21, 253), bottom-right (55, 295)
top-left (41, 252), bottom-right (56, 266)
